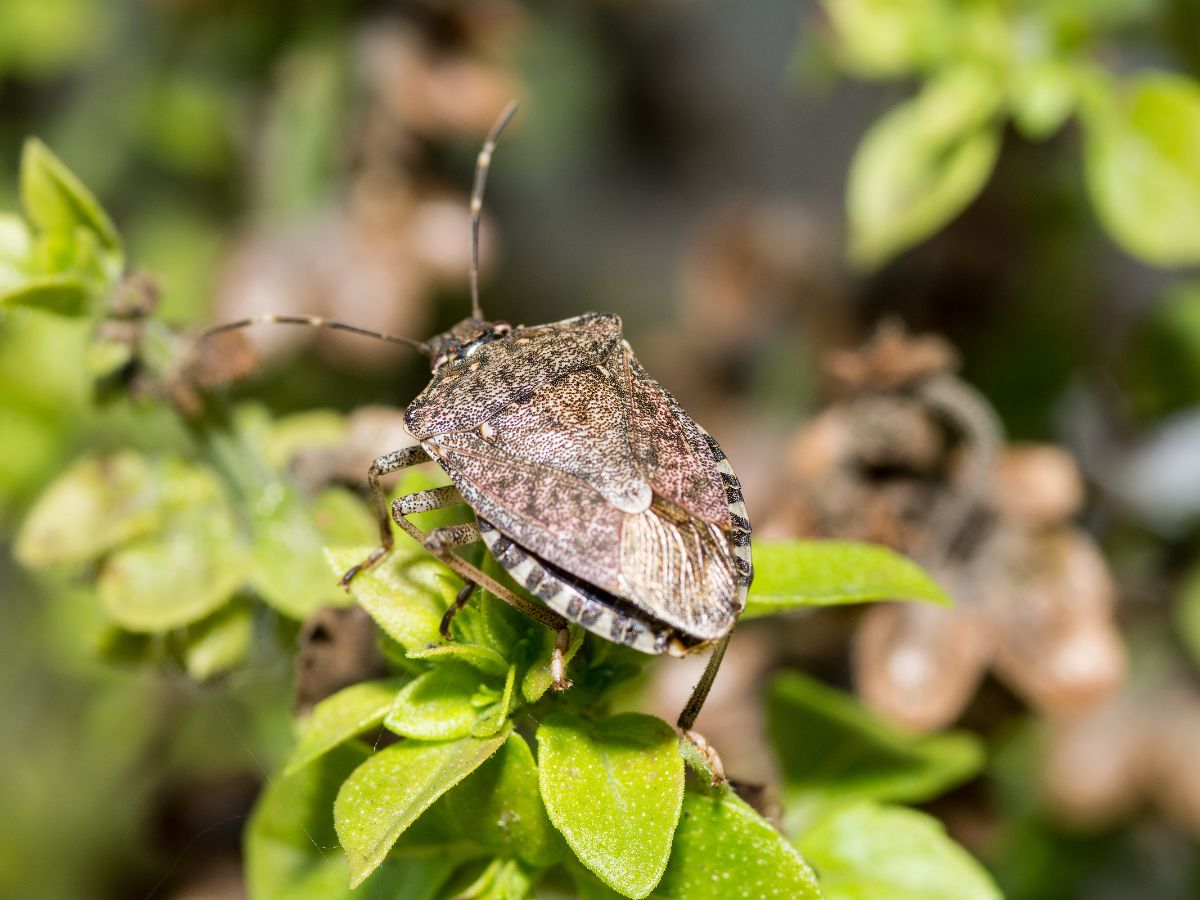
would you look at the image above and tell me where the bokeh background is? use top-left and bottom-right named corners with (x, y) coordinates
top-left (3, 1), bottom-right (1200, 898)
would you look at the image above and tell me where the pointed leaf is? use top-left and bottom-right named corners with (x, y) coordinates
top-left (20, 138), bottom-right (121, 255)
top-left (744, 540), bottom-right (950, 618)
top-left (849, 67), bottom-right (1002, 268)
top-left (184, 600), bottom-right (254, 681)
top-left (0, 275), bottom-right (89, 316)
top-left (436, 732), bottom-right (567, 867)
top-left (471, 663), bottom-right (517, 737)
top-left (796, 801), bottom-right (1001, 900)
top-left (652, 788), bottom-right (822, 899)
top-left (537, 712), bottom-right (683, 899)
top-left (334, 726), bottom-right (511, 887)
top-left (407, 641), bottom-right (509, 678)
top-left (326, 546), bottom-right (450, 650)
top-left (768, 672), bottom-right (983, 811)
top-left (285, 676), bottom-right (407, 776)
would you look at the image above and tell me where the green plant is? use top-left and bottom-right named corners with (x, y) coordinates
top-left (819, 0), bottom-right (1200, 269)
top-left (4, 142), bottom-right (1002, 898)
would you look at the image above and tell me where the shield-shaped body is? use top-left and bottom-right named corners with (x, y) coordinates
top-left (405, 312), bottom-right (753, 655)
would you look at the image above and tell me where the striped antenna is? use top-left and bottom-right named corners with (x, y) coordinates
top-left (203, 314), bottom-right (431, 356)
top-left (470, 100), bottom-right (520, 321)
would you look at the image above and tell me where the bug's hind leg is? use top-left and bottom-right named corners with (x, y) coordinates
top-left (340, 446), bottom-right (433, 587)
top-left (391, 499), bottom-right (573, 690)
top-left (677, 633), bottom-right (732, 786)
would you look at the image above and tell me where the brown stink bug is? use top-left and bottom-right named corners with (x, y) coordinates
top-left (206, 103), bottom-right (753, 781)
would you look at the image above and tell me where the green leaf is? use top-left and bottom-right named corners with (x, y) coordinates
top-left (472, 663), bottom-right (517, 737)
top-left (0, 275), bottom-right (90, 316)
top-left (537, 712), bottom-right (683, 899)
top-left (97, 500), bottom-right (246, 632)
top-left (1174, 564), bottom-right (1200, 669)
top-left (20, 138), bottom-right (121, 257)
top-left (796, 801), bottom-right (1001, 900)
top-left (653, 787), bottom-right (822, 899)
top-left (821, 0), bottom-right (954, 77)
top-left (285, 676), bottom-right (407, 776)
top-left (768, 672), bottom-right (983, 816)
top-left (1082, 73), bottom-right (1200, 266)
top-left (247, 741), bottom-right (461, 900)
top-left (522, 625), bottom-right (584, 704)
top-left (184, 600), bottom-right (253, 681)
top-left (384, 661), bottom-right (499, 741)
top-left (246, 742), bottom-right (369, 899)
top-left (326, 546), bottom-right (450, 651)
top-left (1123, 280), bottom-right (1200, 417)
top-left (334, 726), bottom-right (511, 887)
top-left (14, 451), bottom-right (164, 568)
top-left (744, 540), bottom-right (950, 618)
top-left (452, 858), bottom-right (536, 899)
top-left (1009, 59), bottom-right (1081, 141)
top-left (436, 732), bottom-right (567, 867)
top-left (848, 66), bottom-right (1002, 268)
top-left (407, 641), bottom-right (509, 678)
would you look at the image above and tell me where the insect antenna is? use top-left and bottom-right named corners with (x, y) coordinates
top-left (202, 314), bottom-right (432, 356)
top-left (470, 100), bottom-right (520, 321)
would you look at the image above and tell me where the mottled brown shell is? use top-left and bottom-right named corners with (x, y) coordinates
top-left (406, 312), bottom-right (752, 648)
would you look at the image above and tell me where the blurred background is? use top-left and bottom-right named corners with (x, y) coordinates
top-left (2, 0), bottom-right (1200, 898)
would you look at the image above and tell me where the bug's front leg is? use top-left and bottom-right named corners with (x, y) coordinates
top-left (391, 497), bottom-right (574, 691)
top-left (340, 446), bottom-right (431, 587)
top-left (676, 633), bottom-right (732, 786)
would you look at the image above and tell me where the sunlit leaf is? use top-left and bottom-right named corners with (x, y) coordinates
top-left (822, 0), bottom-right (954, 77)
top-left (334, 726), bottom-right (511, 887)
top-left (0, 274), bottom-right (89, 316)
top-left (537, 712), bottom-right (683, 899)
top-left (407, 641), bottom-right (509, 678)
top-left (796, 801), bottom-right (1001, 899)
top-left (848, 66), bottom-right (1002, 268)
top-left (326, 546), bottom-right (451, 650)
top-left (435, 732), bottom-right (567, 867)
top-left (1010, 59), bottom-right (1082, 140)
top-left (768, 672), bottom-right (984, 815)
top-left (744, 540), bottom-right (950, 618)
top-left (1082, 73), bottom-right (1200, 266)
top-left (384, 661), bottom-right (499, 741)
top-left (285, 676), bottom-right (407, 776)
top-left (651, 787), bottom-right (822, 899)
top-left (20, 138), bottom-right (121, 258)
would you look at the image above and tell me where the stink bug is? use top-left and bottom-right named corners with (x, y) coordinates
top-left (206, 103), bottom-right (752, 781)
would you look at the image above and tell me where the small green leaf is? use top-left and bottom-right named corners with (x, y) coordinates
top-left (1174, 564), bottom-right (1200, 669)
top-left (285, 676), bottom-right (407, 776)
top-left (436, 732), bottom-right (567, 867)
top-left (522, 625), bottom-right (585, 704)
top-left (98, 501), bottom-right (246, 632)
top-left (334, 726), bottom-right (511, 887)
top-left (0, 275), bottom-right (89, 316)
top-left (407, 641), bottom-right (509, 677)
top-left (796, 801), bottom-right (1001, 900)
top-left (848, 66), bottom-right (1002, 268)
top-left (184, 600), bottom-right (253, 681)
top-left (744, 540), bottom-right (950, 618)
top-left (472, 663), bottom-right (517, 737)
top-left (20, 138), bottom-right (122, 256)
top-left (537, 712), bottom-right (683, 899)
top-left (821, 0), bottom-right (954, 77)
top-left (1009, 59), bottom-right (1081, 141)
top-left (1082, 73), bottom-right (1200, 266)
top-left (384, 661), bottom-right (496, 741)
top-left (452, 858), bottom-right (536, 899)
top-left (326, 546), bottom-right (450, 650)
top-left (768, 672), bottom-right (983, 814)
top-left (652, 787), bottom-right (822, 899)
top-left (14, 451), bottom-right (164, 568)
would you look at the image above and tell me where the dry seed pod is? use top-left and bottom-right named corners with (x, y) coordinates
top-left (854, 601), bottom-right (991, 732)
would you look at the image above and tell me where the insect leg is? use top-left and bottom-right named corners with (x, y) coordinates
top-left (676, 633), bottom-right (732, 786)
top-left (390, 498), bottom-right (573, 689)
top-left (340, 446), bottom-right (432, 587)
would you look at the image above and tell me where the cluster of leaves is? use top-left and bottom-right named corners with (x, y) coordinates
top-left (4, 141), bottom-right (1003, 898)
top-left (247, 519), bottom-right (998, 899)
top-left (820, 0), bottom-right (1200, 269)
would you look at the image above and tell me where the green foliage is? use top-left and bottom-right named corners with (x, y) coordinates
top-left (825, 0), bottom-right (1200, 268)
top-left (768, 672), bottom-right (984, 815)
top-left (744, 539), bottom-right (951, 618)
top-left (537, 712), bottom-right (683, 898)
top-left (796, 801), bottom-right (1002, 900)
top-left (1123, 280), bottom-right (1200, 418)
